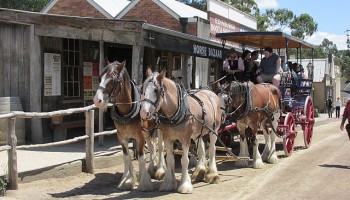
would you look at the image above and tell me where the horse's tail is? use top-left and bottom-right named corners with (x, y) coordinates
top-left (270, 85), bottom-right (282, 110)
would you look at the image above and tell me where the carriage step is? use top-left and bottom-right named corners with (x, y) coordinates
top-left (215, 156), bottom-right (251, 161)
top-left (216, 146), bottom-right (232, 152)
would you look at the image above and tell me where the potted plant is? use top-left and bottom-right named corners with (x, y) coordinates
top-left (0, 176), bottom-right (7, 196)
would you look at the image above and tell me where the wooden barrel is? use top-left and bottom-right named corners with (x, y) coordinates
top-left (0, 97), bottom-right (25, 145)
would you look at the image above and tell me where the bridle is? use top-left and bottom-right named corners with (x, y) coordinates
top-left (96, 63), bottom-right (124, 104)
top-left (142, 73), bottom-right (164, 120)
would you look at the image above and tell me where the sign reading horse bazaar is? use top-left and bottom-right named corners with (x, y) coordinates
top-left (193, 44), bottom-right (222, 59)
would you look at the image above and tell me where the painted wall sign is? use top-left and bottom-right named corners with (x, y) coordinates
top-left (193, 44), bottom-right (222, 59)
top-left (44, 53), bottom-right (61, 96)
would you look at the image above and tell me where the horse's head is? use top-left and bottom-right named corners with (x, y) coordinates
top-left (219, 82), bottom-right (248, 116)
top-left (93, 60), bottom-right (127, 109)
top-left (140, 67), bottom-right (165, 120)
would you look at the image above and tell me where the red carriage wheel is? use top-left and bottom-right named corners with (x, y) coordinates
top-left (303, 96), bottom-right (315, 148)
top-left (283, 112), bottom-right (296, 157)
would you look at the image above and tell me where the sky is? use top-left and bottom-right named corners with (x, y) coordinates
top-left (255, 0), bottom-right (349, 50)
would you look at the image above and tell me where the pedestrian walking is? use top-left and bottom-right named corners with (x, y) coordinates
top-left (335, 97), bottom-right (341, 118)
top-left (340, 94), bottom-right (350, 140)
top-left (326, 96), bottom-right (333, 118)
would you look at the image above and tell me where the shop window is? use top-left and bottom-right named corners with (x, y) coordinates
top-left (173, 54), bottom-right (182, 70)
top-left (62, 38), bottom-right (81, 98)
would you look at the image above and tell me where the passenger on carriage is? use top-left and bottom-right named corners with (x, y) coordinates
top-left (292, 62), bottom-right (310, 86)
top-left (256, 47), bottom-right (281, 87)
top-left (248, 50), bottom-right (259, 84)
top-left (222, 48), bottom-right (247, 82)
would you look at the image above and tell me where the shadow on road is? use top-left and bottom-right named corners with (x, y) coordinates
top-left (319, 164), bottom-right (350, 169)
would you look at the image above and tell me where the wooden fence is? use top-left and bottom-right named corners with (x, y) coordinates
top-left (0, 105), bottom-right (117, 190)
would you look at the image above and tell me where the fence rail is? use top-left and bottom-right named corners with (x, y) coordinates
top-left (0, 105), bottom-right (117, 190)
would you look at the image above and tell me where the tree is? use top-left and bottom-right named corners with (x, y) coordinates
top-left (0, 0), bottom-right (50, 12)
top-left (320, 38), bottom-right (338, 56)
top-left (187, 0), bottom-right (207, 11)
top-left (224, 0), bottom-right (259, 15)
top-left (290, 14), bottom-right (318, 40)
top-left (271, 9), bottom-right (294, 31)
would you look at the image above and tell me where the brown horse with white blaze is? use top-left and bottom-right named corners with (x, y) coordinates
top-left (218, 81), bottom-right (281, 168)
top-left (93, 61), bottom-right (165, 191)
top-left (140, 68), bottom-right (222, 194)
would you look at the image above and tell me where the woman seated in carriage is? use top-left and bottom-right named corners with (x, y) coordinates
top-left (222, 48), bottom-right (251, 82)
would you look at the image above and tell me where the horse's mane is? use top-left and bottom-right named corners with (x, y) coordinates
top-left (230, 81), bottom-right (249, 96)
top-left (99, 60), bottom-right (121, 78)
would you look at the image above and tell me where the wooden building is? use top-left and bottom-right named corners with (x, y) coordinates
top-left (0, 8), bottom-right (223, 143)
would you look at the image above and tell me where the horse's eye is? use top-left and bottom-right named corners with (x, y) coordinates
top-left (154, 88), bottom-right (158, 93)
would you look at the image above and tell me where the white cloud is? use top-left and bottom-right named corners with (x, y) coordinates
top-left (305, 32), bottom-right (347, 50)
top-left (255, 0), bottom-right (278, 9)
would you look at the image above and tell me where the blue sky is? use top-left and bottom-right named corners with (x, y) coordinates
top-left (256, 0), bottom-right (349, 50)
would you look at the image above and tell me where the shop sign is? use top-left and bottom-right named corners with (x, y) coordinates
top-left (193, 44), bottom-right (222, 59)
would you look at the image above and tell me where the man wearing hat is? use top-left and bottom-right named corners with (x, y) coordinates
top-left (340, 94), bottom-right (350, 139)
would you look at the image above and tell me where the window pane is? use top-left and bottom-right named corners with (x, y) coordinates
top-left (63, 83), bottom-right (68, 96)
top-left (69, 39), bottom-right (74, 50)
top-left (63, 39), bottom-right (68, 50)
top-left (74, 67), bottom-right (79, 80)
top-left (68, 83), bottom-right (73, 96)
top-left (74, 52), bottom-right (79, 66)
top-left (74, 82), bottom-right (79, 96)
top-left (69, 52), bottom-right (74, 66)
top-left (75, 40), bottom-right (80, 50)
top-left (63, 51), bottom-right (68, 65)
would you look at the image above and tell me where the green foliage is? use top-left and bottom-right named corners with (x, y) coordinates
top-left (0, 177), bottom-right (7, 190)
top-left (225, 0), bottom-right (259, 15)
top-left (187, 0), bottom-right (207, 11)
top-left (0, 0), bottom-right (50, 12)
top-left (290, 14), bottom-right (318, 39)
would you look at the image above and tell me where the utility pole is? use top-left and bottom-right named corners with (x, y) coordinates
top-left (346, 29), bottom-right (350, 52)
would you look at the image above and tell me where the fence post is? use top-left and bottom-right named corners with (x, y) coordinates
top-left (85, 110), bottom-right (95, 174)
top-left (7, 117), bottom-right (18, 190)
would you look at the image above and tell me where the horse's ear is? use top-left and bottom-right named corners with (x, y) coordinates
top-left (116, 60), bottom-right (125, 71)
top-left (145, 66), bottom-right (152, 78)
top-left (104, 57), bottom-right (110, 66)
top-left (157, 68), bottom-right (166, 81)
top-left (224, 83), bottom-right (231, 92)
top-left (214, 81), bottom-right (221, 93)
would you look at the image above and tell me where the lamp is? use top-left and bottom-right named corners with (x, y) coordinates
top-left (221, 39), bottom-right (226, 48)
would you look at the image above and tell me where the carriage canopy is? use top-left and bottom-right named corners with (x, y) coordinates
top-left (216, 31), bottom-right (314, 49)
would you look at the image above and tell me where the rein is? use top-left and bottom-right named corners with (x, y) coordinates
top-left (225, 82), bottom-right (253, 120)
top-left (98, 64), bottom-right (141, 124)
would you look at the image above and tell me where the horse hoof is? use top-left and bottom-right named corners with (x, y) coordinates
top-left (147, 166), bottom-right (157, 179)
top-left (252, 161), bottom-right (264, 169)
top-left (268, 155), bottom-right (278, 164)
top-left (205, 174), bottom-right (220, 184)
top-left (191, 167), bottom-right (207, 182)
top-left (155, 168), bottom-right (166, 180)
top-left (118, 182), bottom-right (135, 191)
top-left (159, 181), bottom-right (177, 192)
top-left (177, 183), bottom-right (193, 194)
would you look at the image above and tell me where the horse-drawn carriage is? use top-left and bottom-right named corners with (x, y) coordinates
top-left (92, 31), bottom-right (315, 193)
top-left (216, 31), bottom-right (315, 157)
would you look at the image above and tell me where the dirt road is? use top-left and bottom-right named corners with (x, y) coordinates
top-left (4, 117), bottom-right (349, 200)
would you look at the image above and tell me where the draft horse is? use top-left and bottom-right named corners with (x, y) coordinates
top-left (140, 68), bottom-right (222, 194)
top-left (93, 61), bottom-right (165, 191)
top-left (219, 81), bottom-right (281, 168)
